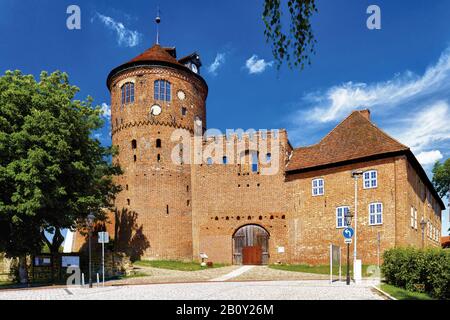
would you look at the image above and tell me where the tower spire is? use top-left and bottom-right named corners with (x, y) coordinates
top-left (155, 7), bottom-right (161, 45)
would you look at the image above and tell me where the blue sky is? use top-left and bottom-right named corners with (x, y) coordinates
top-left (1, 0), bottom-right (449, 234)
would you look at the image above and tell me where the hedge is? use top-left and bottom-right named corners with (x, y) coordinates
top-left (382, 247), bottom-right (450, 299)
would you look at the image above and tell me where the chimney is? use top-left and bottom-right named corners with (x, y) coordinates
top-left (359, 109), bottom-right (371, 121)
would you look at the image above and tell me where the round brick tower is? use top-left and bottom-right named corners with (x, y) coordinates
top-left (107, 44), bottom-right (208, 260)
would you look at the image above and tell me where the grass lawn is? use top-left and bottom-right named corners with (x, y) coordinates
top-left (0, 281), bottom-right (14, 288)
top-left (380, 283), bottom-right (434, 300)
top-left (269, 264), bottom-right (375, 277)
top-left (134, 260), bottom-right (227, 271)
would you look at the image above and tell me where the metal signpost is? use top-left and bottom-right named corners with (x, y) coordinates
top-left (98, 231), bottom-right (109, 286)
top-left (343, 226), bottom-right (354, 285)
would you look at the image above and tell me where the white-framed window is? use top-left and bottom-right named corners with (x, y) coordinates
top-left (410, 206), bottom-right (417, 229)
top-left (363, 170), bottom-right (377, 189)
top-left (414, 208), bottom-right (417, 229)
top-left (312, 178), bottom-right (324, 196)
top-left (336, 206), bottom-right (350, 229)
top-left (369, 202), bottom-right (383, 225)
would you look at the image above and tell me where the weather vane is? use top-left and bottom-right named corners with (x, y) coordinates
top-left (155, 7), bottom-right (161, 45)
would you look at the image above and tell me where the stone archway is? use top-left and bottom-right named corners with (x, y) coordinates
top-left (232, 224), bottom-right (269, 265)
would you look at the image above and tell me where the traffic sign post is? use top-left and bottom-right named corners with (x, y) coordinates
top-left (343, 227), bottom-right (354, 285)
top-left (98, 232), bottom-right (109, 286)
top-left (343, 227), bottom-right (354, 239)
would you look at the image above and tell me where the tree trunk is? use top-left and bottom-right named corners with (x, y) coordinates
top-left (18, 256), bottom-right (28, 284)
top-left (41, 228), bottom-right (65, 283)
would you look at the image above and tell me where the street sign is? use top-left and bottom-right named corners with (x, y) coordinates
top-left (98, 231), bottom-right (109, 243)
top-left (344, 238), bottom-right (352, 244)
top-left (343, 227), bottom-right (354, 239)
top-left (98, 231), bottom-right (109, 287)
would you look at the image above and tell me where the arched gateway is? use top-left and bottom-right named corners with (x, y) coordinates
top-left (232, 225), bottom-right (269, 265)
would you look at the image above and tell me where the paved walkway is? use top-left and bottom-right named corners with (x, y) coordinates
top-left (107, 265), bottom-right (241, 285)
top-left (0, 280), bottom-right (384, 300)
top-left (232, 266), bottom-right (329, 281)
top-left (210, 266), bottom-right (254, 282)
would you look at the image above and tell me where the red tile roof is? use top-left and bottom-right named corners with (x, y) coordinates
top-left (286, 109), bottom-right (446, 210)
top-left (286, 110), bottom-right (409, 172)
top-left (106, 44), bottom-right (208, 90)
top-left (128, 44), bottom-right (183, 66)
top-left (442, 236), bottom-right (450, 248)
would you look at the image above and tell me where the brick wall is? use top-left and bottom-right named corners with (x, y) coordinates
top-left (286, 155), bottom-right (442, 265)
top-left (191, 130), bottom-right (292, 264)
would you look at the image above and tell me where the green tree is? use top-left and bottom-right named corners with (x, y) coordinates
top-left (263, 0), bottom-right (317, 70)
top-left (433, 158), bottom-right (450, 198)
top-left (432, 158), bottom-right (450, 234)
top-left (0, 70), bottom-right (122, 283)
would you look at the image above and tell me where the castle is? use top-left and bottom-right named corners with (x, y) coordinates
top-left (71, 40), bottom-right (444, 266)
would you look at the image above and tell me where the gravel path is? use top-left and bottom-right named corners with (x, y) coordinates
top-left (0, 280), bottom-right (384, 300)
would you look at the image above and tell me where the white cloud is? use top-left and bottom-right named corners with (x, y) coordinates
top-left (286, 47), bottom-right (450, 160)
top-left (302, 48), bottom-right (450, 123)
top-left (245, 55), bottom-right (273, 74)
top-left (389, 101), bottom-right (450, 153)
top-left (94, 13), bottom-right (142, 47)
top-left (207, 53), bottom-right (226, 75)
top-left (416, 150), bottom-right (443, 166)
top-left (100, 103), bottom-right (111, 118)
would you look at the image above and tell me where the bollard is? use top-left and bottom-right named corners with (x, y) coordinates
top-left (81, 273), bottom-right (85, 287)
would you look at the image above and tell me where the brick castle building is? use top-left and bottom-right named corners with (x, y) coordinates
top-left (71, 40), bottom-right (445, 266)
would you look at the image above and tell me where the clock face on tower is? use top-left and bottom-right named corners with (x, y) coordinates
top-left (150, 104), bottom-right (162, 116)
top-left (177, 90), bottom-right (186, 100)
top-left (191, 63), bottom-right (198, 74)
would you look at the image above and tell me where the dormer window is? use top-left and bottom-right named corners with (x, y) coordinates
top-left (179, 53), bottom-right (202, 74)
top-left (154, 80), bottom-right (171, 102)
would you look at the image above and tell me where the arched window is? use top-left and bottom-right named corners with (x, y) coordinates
top-left (156, 139), bottom-right (162, 148)
top-left (131, 139), bottom-right (137, 149)
top-left (154, 80), bottom-right (171, 102)
top-left (121, 82), bottom-right (135, 105)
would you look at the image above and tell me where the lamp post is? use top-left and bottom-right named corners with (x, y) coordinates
top-left (87, 213), bottom-right (95, 288)
top-left (420, 217), bottom-right (427, 249)
top-left (344, 209), bottom-right (354, 286)
top-left (351, 170), bottom-right (363, 265)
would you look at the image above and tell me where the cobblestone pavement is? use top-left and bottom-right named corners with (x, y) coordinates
top-left (0, 280), bottom-right (384, 300)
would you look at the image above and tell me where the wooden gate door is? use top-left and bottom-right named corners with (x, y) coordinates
top-left (242, 246), bottom-right (262, 265)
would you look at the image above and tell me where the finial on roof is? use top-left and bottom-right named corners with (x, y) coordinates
top-left (155, 7), bottom-right (161, 45)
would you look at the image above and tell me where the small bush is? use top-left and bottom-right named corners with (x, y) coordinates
top-left (382, 247), bottom-right (450, 299)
